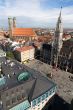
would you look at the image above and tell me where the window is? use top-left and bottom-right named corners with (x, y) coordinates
top-left (42, 94), bottom-right (45, 101)
top-left (22, 93), bottom-right (25, 99)
top-left (21, 86), bottom-right (23, 90)
top-left (6, 92), bottom-right (8, 96)
top-left (12, 97), bottom-right (16, 104)
top-left (51, 88), bottom-right (54, 93)
top-left (6, 100), bottom-right (10, 107)
top-left (48, 90), bottom-right (51, 95)
top-left (17, 95), bottom-right (22, 101)
top-left (55, 86), bottom-right (57, 92)
top-left (32, 100), bottom-right (36, 106)
top-left (45, 92), bottom-right (48, 98)
top-left (16, 88), bottom-right (18, 92)
top-left (0, 94), bottom-right (1, 100)
top-left (12, 90), bottom-right (14, 95)
top-left (37, 97), bottom-right (41, 103)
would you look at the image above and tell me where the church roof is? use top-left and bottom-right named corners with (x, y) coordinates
top-left (12, 28), bottom-right (36, 37)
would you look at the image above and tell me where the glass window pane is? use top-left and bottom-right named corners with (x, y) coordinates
top-left (42, 94), bottom-right (45, 100)
top-left (37, 97), bottom-right (41, 103)
top-left (48, 90), bottom-right (51, 95)
top-left (45, 92), bottom-right (48, 98)
top-left (6, 100), bottom-right (10, 107)
top-left (12, 97), bottom-right (16, 104)
top-left (17, 95), bottom-right (22, 101)
top-left (32, 100), bottom-right (36, 106)
top-left (22, 93), bottom-right (25, 99)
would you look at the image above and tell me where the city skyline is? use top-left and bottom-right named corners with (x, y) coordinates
top-left (0, 0), bottom-right (73, 28)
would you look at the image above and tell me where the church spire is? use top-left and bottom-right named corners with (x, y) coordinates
top-left (56, 6), bottom-right (63, 33)
top-left (58, 6), bottom-right (62, 24)
top-left (59, 6), bottom-right (62, 18)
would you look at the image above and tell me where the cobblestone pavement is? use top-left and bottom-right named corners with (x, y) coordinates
top-left (25, 59), bottom-right (73, 104)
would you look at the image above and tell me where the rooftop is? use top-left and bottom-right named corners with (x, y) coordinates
top-left (0, 57), bottom-right (6, 64)
top-left (12, 28), bottom-right (36, 37)
top-left (38, 35), bottom-right (52, 43)
top-left (1, 59), bottom-right (56, 100)
top-left (15, 46), bottom-right (34, 52)
top-left (0, 49), bottom-right (5, 53)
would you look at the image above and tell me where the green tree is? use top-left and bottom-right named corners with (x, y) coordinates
top-left (6, 51), bottom-right (15, 59)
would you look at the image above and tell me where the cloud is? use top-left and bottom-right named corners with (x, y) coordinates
top-left (0, 0), bottom-right (73, 28)
top-left (59, 0), bottom-right (73, 2)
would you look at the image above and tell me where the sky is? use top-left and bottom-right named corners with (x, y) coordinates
top-left (0, 0), bottom-right (73, 28)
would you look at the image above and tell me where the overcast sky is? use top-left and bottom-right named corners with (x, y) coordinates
top-left (0, 0), bottom-right (73, 28)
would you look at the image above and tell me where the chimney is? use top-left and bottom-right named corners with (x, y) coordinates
top-left (8, 17), bottom-right (12, 38)
top-left (13, 17), bottom-right (16, 28)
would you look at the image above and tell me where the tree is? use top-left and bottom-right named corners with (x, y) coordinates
top-left (6, 51), bottom-right (15, 59)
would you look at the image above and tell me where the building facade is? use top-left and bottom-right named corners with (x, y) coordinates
top-left (0, 49), bottom-right (6, 72)
top-left (0, 49), bottom-right (6, 57)
top-left (14, 46), bottom-right (35, 62)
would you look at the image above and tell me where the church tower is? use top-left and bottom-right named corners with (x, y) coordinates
top-left (8, 17), bottom-right (13, 38)
top-left (51, 7), bottom-right (63, 67)
top-left (13, 17), bottom-right (16, 28)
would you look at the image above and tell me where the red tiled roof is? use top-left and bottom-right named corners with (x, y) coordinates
top-left (0, 32), bottom-right (4, 36)
top-left (15, 46), bottom-right (34, 52)
top-left (34, 42), bottom-right (41, 48)
top-left (63, 33), bottom-right (71, 39)
top-left (12, 28), bottom-right (35, 37)
top-left (38, 35), bottom-right (52, 42)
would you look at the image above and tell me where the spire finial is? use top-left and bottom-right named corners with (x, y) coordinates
top-left (61, 6), bottom-right (62, 12)
top-left (59, 6), bottom-right (62, 18)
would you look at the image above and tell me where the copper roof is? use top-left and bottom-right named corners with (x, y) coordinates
top-left (12, 28), bottom-right (35, 37)
top-left (15, 46), bottom-right (34, 52)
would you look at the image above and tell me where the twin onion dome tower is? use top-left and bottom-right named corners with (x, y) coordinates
top-left (51, 7), bottom-right (63, 67)
top-left (8, 17), bottom-right (16, 38)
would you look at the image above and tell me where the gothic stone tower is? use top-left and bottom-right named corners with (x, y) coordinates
top-left (51, 7), bottom-right (63, 67)
top-left (8, 17), bottom-right (13, 38)
top-left (13, 17), bottom-right (16, 28)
